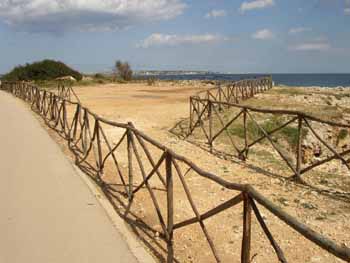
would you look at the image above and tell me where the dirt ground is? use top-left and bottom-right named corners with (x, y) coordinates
top-left (44, 82), bottom-right (350, 262)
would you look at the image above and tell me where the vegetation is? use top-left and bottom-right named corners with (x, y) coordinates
top-left (338, 129), bottom-right (349, 140)
top-left (1, 60), bottom-right (82, 81)
top-left (228, 115), bottom-right (308, 149)
top-left (114, 60), bottom-right (133, 81)
top-left (336, 128), bottom-right (349, 146)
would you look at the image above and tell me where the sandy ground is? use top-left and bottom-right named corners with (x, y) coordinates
top-left (0, 90), bottom-right (140, 263)
top-left (40, 82), bottom-right (350, 262)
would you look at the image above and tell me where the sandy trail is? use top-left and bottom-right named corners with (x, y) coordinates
top-left (0, 91), bottom-right (139, 263)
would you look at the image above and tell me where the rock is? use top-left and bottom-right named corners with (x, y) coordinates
top-left (310, 256), bottom-right (322, 262)
top-left (301, 201), bottom-right (318, 210)
top-left (276, 197), bottom-right (289, 206)
top-left (55, 75), bottom-right (77, 81)
top-left (313, 144), bottom-right (322, 157)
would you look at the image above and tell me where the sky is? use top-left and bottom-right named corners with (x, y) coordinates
top-left (0, 0), bottom-right (350, 74)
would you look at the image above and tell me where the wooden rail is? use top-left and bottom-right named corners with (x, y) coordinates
top-left (189, 77), bottom-right (272, 131)
top-left (1, 81), bottom-right (349, 262)
top-left (187, 78), bottom-right (350, 180)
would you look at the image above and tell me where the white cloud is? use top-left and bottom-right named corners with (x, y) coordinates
top-left (0, 0), bottom-right (186, 33)
top-left (288, 27), bottom-right (312, 34)
top-left (205, 9), bottom-right (227, 19)
top-left (345, 8), bottom-right (350, 15)
top-left (240, 0), bottom-right (274, 12)
top-left (289, 42), bottom-right (331, 51)
top-left (138, 33), bottom-right (229, 48)
top-left (252, 29), bottom-right (274, 40)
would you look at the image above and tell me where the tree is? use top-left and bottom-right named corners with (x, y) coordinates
top-left (1, 60), bottom-right (82, 81)
top-left (114, 60), bottom-right (133, 81)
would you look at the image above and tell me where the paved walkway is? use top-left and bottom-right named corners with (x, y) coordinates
top-left (0, 91), bottom-right (138, 263)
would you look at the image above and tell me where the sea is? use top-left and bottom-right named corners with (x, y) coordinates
top-left (140, 73), bottom-right (350, 88)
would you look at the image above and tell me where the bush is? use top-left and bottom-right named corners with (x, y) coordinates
top-left (2, 59), bottom-right (82, 81)
top-left (94, 73), bottom-right (105, 79)
top-left (338, 129), bottom-right (348, 141)
top-left (114, 60), bottom-right (133, 81)
top-left (228, 115), bottom-right (307, 149)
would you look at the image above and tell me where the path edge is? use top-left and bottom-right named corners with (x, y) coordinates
top-left (70, 161), bottom-right (156, 263)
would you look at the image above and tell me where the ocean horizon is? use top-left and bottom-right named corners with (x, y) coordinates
top-left (137, 73), bottom-right (350, 88)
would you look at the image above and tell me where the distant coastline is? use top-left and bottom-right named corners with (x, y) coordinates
top-left (135, 72), bottom-right (350, 87)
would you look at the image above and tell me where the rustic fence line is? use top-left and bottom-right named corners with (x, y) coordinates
top-left (1, 81), bottom-right (349, 262)
top-left (187, 78), bottom-right (350, 181)
top-left (189, 77), bottom-right (272, 129)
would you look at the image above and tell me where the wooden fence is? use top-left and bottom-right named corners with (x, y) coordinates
top-left (1, 81), bottom-right (349, 262)
top-left (187, 78), bottom-right (350, 181)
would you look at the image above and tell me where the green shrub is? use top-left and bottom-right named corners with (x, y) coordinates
top-left (338, 129), bottom-right (348, 141)
top-left (94, 73), bottom-right (105, 79)
top-left (228, 115), bottom-right (307, 149)
top-left (2, 59), bottom-right (82, 81)
top-left (229, 116), bottom-right (282, 140)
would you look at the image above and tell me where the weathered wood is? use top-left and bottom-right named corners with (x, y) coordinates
top-left (211, 109), bottom-right (244, 142)
top-left (172, 159), bottom-right (221, 262)
top-left (166, 152), bottom-right (174, 263)
top-left (243, 109), bottom-right (248, 159)
top-left (130, 136), bottom-right (169, 239)
top-left (251, 198), bottom-right (287, 263)
top-left (247, 111), bottom-right (298, 174)
top-left (241, 192), bottom-right (252, 263)
top-left (132, 152), bottom-right (166, 194)
top-left (189, 97), bottom-right (193, 132)
top-left (212, 104), bottom-right (241, 154)
top-left (300, 148), bottom-right (350, 175)
top-left (248, 186), bottom-right (350, 261)
top-left (304, 118), bottom-right (350, 170)
top-left (241, 117), bottom-right (298, 151)
top-left (296, 116), bottom-right (303, 179)
top-left (99, 127), bottom-right (128, 191)
top-left (173, 193), bottom-right (243, 230)
top-left (5, 80), bottom-right (350, 263)
top-left (208, 101), bottom-right (213, 151)
top-left (127, 123), bottom-right (134, 200)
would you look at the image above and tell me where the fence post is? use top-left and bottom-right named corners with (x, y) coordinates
top-left (189, 97), bottom-right (193, 133)
top-left (62, 100), bottom-right (67, 133)
top-left (95, 120), bottom-right (104, 183)
top-left (166, 151), bottom-right (174, 263)
top-left (218, 83), bottom-right (222, 110)
top-left (243, 109), bottom-right (248, 159)
top-left (296, 116), bottom-right (303, 180)
top-left (127, 122), bottom-right (134, 200)
top-left (208, 101), bottom-right (213, 152)
top-left (241, 192), bottom-right (252, 263)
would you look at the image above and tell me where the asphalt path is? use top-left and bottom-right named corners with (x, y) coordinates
top-left (0, 91), bottom-right (138, 263)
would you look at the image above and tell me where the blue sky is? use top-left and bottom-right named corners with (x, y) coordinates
top-left (0, 0), bottom-right (349, 74)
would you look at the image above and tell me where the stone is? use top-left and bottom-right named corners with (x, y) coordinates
top-left (313, 145), bottom-right (322, 157)
top-left (301, 201), bottom-right (318, 210)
